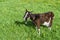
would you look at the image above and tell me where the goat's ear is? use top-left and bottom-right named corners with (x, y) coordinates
top-left (26, 9), bottom-right (27, 11)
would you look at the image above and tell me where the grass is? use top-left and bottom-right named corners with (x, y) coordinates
top-left (0, 0), bottom-right (60, 40)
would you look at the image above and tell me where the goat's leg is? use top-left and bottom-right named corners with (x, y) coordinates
top-left (38, 28), bottom-right (40, 35)
top-left (33, 21), bottom-right (37, 31)
top-left (35, 25), bottom-right (40, 35)
top-left (25, 18), bottom-right (27, 24)
top-left (48, 20), bottom-right (52, 30)
top-left (36, 20), bottom-right (40, 35)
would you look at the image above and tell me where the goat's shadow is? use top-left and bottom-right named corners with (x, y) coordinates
top-left (15, 20), bottom-right (56, 34)
top-left (15, 20), bottom-right (48, 29)
top-left (15, 21), bottom-right (36, 29)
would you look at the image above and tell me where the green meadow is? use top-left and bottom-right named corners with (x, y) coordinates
top-left (0, 0), bottom-right (60, 40)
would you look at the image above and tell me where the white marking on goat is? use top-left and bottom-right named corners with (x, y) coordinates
top-left (24, 12), bottom-right (28, 21)
top-left (43, 18), bottom-right (51, 27)
top-left (38, 29), bottom-right (40, 35)
top-left (25, 22), bottom-right (27, 24)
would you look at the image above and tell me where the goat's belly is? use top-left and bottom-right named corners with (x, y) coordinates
top-left (43, 22), bottom-right (50, 26)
